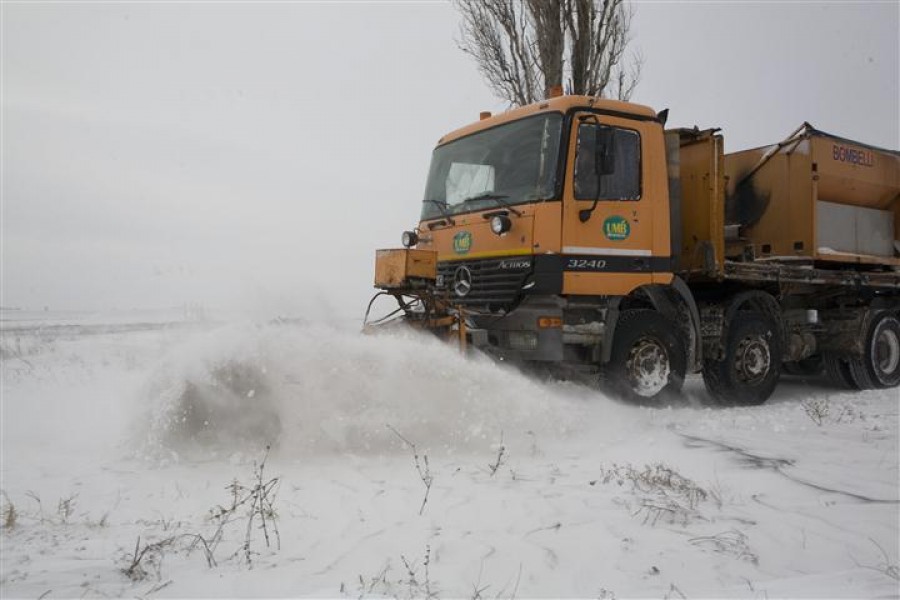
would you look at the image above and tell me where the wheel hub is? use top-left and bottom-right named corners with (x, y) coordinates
top-left (625, 337), bottom-right (671, 398)
top-left (734, 335), bottom-right (771, 384)
top-left (874, 327), bottom-right (900, 375)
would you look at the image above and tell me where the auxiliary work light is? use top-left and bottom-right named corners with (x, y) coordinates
top-left (490, 215), bottom-right (512, 235)
top-left (401, 230), bottom-right (418, 248)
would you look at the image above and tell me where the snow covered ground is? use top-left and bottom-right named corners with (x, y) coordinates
top-left (1, 313), bottom-right (898, 599)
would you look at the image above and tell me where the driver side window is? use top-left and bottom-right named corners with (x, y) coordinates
top-left (574, 123), bottom-right (641, 201)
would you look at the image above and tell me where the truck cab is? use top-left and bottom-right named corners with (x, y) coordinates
top-left (418, 96), bottom-right (673, 300)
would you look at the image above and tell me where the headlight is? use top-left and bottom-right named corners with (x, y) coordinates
top-left (490, 215), bottom-right (512, 235)
top-left (401, 230), bottom-right (418, 247)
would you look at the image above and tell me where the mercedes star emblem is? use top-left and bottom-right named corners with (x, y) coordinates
top-left (453, 266), bottom-right (473, 297)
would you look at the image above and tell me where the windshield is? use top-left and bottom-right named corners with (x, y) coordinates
top-left (421, 113), bottom-right (563, 220)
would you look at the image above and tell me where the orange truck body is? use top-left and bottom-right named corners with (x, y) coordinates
top-left (371, 95), bottom-right (900, 403)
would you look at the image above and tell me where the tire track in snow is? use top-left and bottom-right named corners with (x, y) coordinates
top-left (679, 433), bottom-right (899, 504)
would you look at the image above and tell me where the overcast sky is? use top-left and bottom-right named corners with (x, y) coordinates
top-left (2, 1), bottom-right (897, 319)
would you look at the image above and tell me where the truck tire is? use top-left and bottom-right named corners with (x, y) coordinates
top-left (702, 311), bottom-right (782, 405)
top-left (823, 352), bottom-right (862, 390)
top-left (845, 355), bottom-right (877, 390)
top-left (606, 309), bottom-right (686, 404)
top-left (860, 314), bottom-right (900, 388)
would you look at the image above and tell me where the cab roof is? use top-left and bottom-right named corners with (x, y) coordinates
top-left (437, 95), bottom-right (659, 146)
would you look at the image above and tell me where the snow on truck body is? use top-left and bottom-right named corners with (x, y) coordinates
top-left (370, 93), bottom-right (900, 405)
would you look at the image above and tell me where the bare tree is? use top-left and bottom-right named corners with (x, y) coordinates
top-left (455, 0), bottom-right (643, 106)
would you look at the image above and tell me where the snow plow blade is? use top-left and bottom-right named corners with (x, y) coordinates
top-left (364, 248), bottom-right (467, 350)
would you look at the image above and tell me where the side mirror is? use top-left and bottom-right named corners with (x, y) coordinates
top-left (595, 127), bottom-right (615, 175)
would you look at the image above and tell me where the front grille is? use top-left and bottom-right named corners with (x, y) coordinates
top-left (436, 257), bottom-right (533, 310)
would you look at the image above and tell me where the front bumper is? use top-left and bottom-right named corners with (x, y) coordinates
top-left (464, 297), bottom-right (565, 362)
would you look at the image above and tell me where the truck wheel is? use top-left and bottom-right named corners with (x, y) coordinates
top-left (702, 312), bottom-right (782, 405)
top-left (823, 352), bottom-right (862, 390)
top-left (861, 314), bottom-right (900, 388)
top-left (606, 309), bottom-right (686, 404)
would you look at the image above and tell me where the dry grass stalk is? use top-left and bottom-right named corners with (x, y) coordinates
top-left (387, 425), bottom-right (433, 516)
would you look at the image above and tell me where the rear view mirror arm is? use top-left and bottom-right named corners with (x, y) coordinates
top-left (579, 200), bottom-right (600, 223)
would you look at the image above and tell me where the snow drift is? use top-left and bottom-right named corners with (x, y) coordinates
top-left (2, 316), bottom-right (897, 598)
top-left (135, 322), bottom-right (595, 462)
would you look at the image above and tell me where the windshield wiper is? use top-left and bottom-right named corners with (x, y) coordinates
top-left (423, 199), bottom-right (456, 226)
top-left (461, 192), bottom-right (522, 217)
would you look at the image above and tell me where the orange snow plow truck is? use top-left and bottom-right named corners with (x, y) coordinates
top-left (366, 93), bottom-right (900, 405)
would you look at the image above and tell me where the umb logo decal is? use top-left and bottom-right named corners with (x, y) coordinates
top-left (453, 231), bottom-right (473, 254)
top-left (603, 216), bottom-right (631, 241)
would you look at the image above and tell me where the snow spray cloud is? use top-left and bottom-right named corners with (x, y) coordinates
top-left (133, 322), bottom-right (594, 462)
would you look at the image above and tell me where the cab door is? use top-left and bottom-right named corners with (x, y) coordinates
top-left (560, 112), bottom-right (672, 296)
